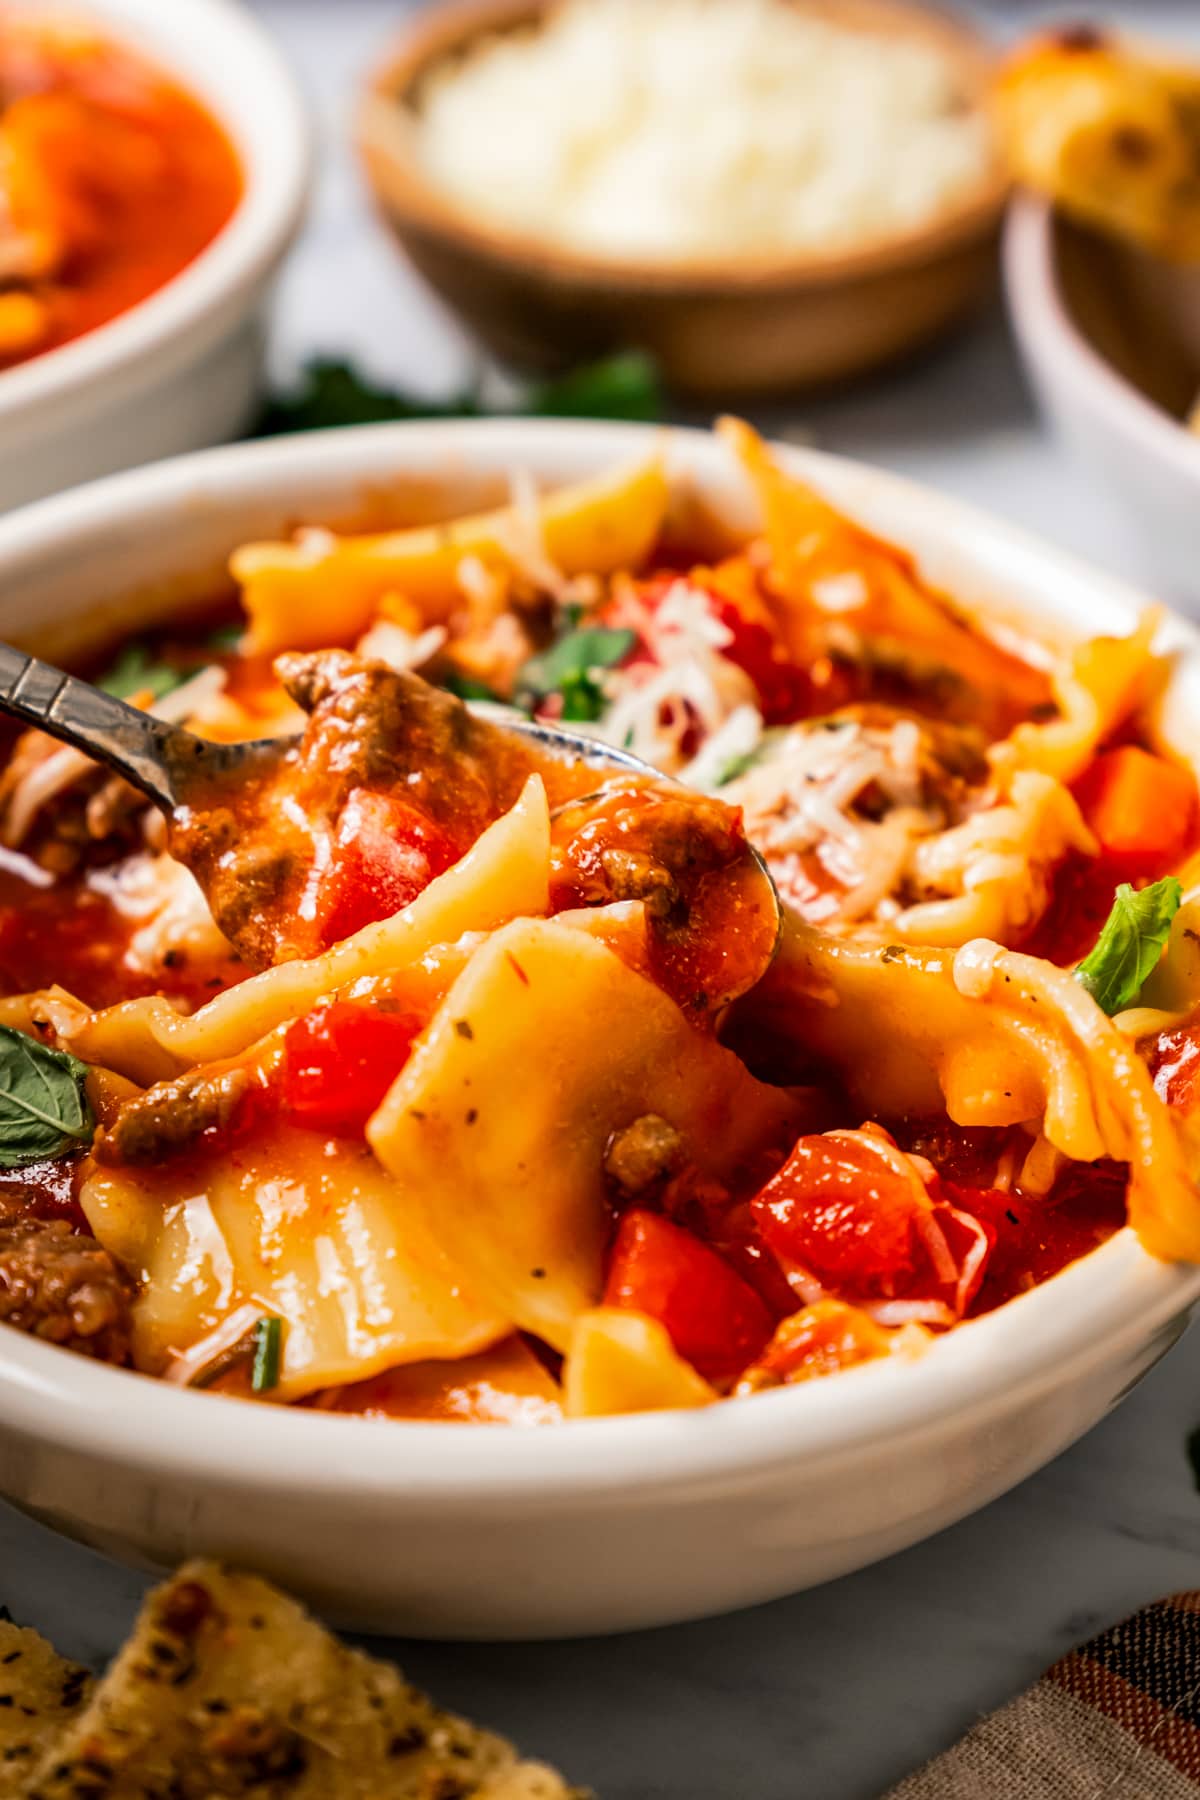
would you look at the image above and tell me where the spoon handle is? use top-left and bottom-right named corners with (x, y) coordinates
top-left (0, 642), bottom-right (182, 810)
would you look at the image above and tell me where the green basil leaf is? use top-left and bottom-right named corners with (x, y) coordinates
top-left (255, 358), bottom-right (484, 434)
top-left (99, 642), bottom-right (188, 703)
top-left (558, 674), bottom-right (608, 724)
top-left (1074, 876), bottom-right (1183, 1015)
top-left (517, 627), bottom-right (634, 716)
top-left (0, 1024), bottom-right (95, 1168)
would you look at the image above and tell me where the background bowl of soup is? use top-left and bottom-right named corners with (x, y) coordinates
top-left (0, 0), bottom-right (310, 512)
top-left (1004, 194), bottom-right (1200, 610)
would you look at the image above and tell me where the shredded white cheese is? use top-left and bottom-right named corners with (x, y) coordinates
top-left (412, 0), bottom-right (992, 261)
top-left (88, 852), bottom-right (233, 976)
top-left (356, 618), bottom-right (447, 673)
top-left (598, 579), bottom-right (757, 772)
top-left (723, 717), bottom-right (940, 920)
top-left (680, 702), bottom-right (763, 790)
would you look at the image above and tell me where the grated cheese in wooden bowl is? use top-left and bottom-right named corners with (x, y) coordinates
top-left (411, 0), bottom-right (993, 262)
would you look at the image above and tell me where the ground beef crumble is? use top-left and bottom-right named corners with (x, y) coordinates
top-left (0, 1199), bottom-right (133, 1364)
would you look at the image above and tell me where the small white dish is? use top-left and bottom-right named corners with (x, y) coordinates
top-left (0, 419), bottom-right (1197, 1640)
top-left (1004, 193), bottom-right (1200, 609)
top-left (0, 0), bottom-right (311, 512)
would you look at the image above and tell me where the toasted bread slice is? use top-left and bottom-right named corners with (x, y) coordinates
top-left (995, 29), bottom-right (1200, 262)
top-left (22, 1563), bottom-right (585, 1799)
top-left (0, 1619), bottom-right (92, 1790)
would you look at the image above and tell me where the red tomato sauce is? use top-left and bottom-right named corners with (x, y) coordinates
top-left (0, 580), bottom-right (1179, 1412)
top-left (0, 857), bottom-right (244, 1011)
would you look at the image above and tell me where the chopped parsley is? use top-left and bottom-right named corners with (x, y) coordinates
top-left (98, 641), bottom-right (189, 703)
top-left (714, 728), bottom-right (787, 787)
top-left (442, 671), bottom-right (503, 703)
top-left (250, 1316), bottom-right (283, 1393)
top-left (516, 626), bottom-right (635, 723)
top-left (204, 621), bottom-right (244, 652)
top-left (255, 351), bottom-right (662, 437)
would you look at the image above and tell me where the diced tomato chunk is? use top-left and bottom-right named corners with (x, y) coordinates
top-left (1148, 1024), bottom-right (1200, 1113)
top-left (316, 788), bottom-right (459, 948)
top-left (751, 1130), bottom-right (994, 1317)
top-left (603, 1209), bottom-right (773, 1382)
top-left (752, 1133), bottom-right (923, 1294)
top-left (1073, 746), bottom-right (1197, 873)
top-left (280, 1000), bottom-right (422, 1135)
top-left (939, 1170), bottom-right (1125, 1312)
top-left (603, 571), bottom-right (809, 727)
top-left (708, 596), bottom-right (809, 725)
top-left (747, 1299), bottom-right (898, 1387)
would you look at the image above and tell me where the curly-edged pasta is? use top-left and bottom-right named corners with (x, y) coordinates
top-left (235, 453), bottom-right (669, 653)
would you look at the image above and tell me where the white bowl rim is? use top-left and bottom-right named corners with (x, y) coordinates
top-left (1003, 193), bottom-right (1200, 484)
top-left (0, 0), bottom-right (312, 426)
top-left (0, 415), bottom-right (1197, 1505)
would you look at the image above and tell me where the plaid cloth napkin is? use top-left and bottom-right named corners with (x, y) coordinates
top-left (886, 1595), bottom-right (1200, 1798)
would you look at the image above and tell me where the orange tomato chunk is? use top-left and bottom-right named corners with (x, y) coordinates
top-left (1074, 745), bottom-right (1196, 871)
top-left (603, 1209), bottom-right (773, 1382)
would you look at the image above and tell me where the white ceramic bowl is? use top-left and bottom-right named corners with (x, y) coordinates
top-left (1004, 194), bottom-right (1200, 609)
top-left (0, 0), bottom-right (311, 512)
top-left (0, 420), bottom-right (1198, 1641)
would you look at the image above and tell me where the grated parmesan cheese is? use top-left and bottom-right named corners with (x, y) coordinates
top-left (88, 852), bottom-right (233, 976)
top-left (412, 0), bottom-right (992, 261)
top-left (722, 717), bottom-right (942, 920)
top-left (356, 617), bottom-right (447, 673)
top-left (598, 579), bottom-right (757, 772)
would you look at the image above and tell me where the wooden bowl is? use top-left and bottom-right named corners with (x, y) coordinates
top-left (357, 0), bottom-right (1008, 398)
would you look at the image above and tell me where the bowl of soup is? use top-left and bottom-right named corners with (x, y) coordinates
top-left (0, 419), bottom-right (1199, 1636)
top-left (0, 0), bottom-right (310, 510)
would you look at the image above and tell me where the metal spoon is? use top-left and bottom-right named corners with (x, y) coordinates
top-left (0, 641), bottom-right (651, 811)
top-left (0, 640), bottom-right (782, 1000)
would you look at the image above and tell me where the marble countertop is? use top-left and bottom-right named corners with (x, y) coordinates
top-left (7, 4), bottom-right (1200, 1797)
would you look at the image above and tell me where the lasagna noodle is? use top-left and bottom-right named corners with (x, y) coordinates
top-left (233, 453), bottom-right (669, 653)
top-left (894, 769), bottom-right (1097, 946)
top-left (82, 908), bottom-right (799, 1391)
top-left (368, 914), bottom-right (803, 1350)
top-left (889, 609), bottom-right (1162, 941)
top-left (999, 609), bottom-right (1161, 786)
top-left (81, 1127), bottom-right (509, 1397)
top-left (718, 416), bottom-right (1052, 726)
top-left (563, 1309), bottom-right (716, 1417)
top-left (65, 774), bottom-right (553, 1086)
top-left (749, 914), bottom-right (1200, 1261)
